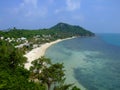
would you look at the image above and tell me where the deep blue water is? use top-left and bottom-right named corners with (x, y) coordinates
top-left (45, 34), bottom-right (120, 90)
top-left (99, 33), bottom-right (120, 47)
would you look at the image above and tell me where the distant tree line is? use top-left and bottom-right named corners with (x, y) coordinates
top-left (0, 22), bottom-right (95, 40)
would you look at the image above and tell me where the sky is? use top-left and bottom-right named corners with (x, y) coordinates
top-left (0, 0), bottom-right (120, 33)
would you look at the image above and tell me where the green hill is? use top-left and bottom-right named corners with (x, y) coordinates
top-left (0, 22), bottom-right (95, 39)
top-left (50, 22), bottom-right (95, 37)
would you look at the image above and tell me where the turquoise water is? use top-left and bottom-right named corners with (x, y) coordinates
top-left (45, 34), bottom-right (120, 90)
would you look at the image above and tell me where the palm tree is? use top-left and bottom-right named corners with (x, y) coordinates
top-left (30, 57), bottom-right (81, 90)
top-left (41, 63), bottom-right (65, 90)
top-left (30, 56), bottom-right (51, 81)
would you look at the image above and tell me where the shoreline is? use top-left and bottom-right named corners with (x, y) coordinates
top-left (24, 36), bottom-right (87, 90)
top-left (24, 37), bottom-right (75, 70)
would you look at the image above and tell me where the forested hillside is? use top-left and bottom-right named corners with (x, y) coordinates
top-left (0, 22), bottom-right (95, 39)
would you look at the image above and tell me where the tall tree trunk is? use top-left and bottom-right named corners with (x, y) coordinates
top-left (47, 83), bottom-right (51, 90)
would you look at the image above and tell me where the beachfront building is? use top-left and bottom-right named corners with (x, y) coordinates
top-left (0, 37), bottom-right (4, 40)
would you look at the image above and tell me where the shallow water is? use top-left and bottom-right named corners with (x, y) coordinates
top-left (45, 34), bottom-right (120, 90)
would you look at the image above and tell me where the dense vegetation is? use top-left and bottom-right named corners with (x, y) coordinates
top-left (0, 40), bottom-right (80, 90)
top-left (0, 22), bottom-right (95, 39)
top-left (0, 23), bottom-right (94, 90)
top-left (50, 23), bottom-right (94, 37)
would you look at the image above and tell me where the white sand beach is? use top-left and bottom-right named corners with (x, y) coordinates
top-left (24, 37), bottom-right (87, 90)
top-left (24, 37), bottom-right (75, 70)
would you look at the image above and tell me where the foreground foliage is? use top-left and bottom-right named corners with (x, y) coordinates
top-left (0, 40), bottom-right (45, 90)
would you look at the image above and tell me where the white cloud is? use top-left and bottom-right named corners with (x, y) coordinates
top-left (49, 0), bottom-right (54, 4)
top-left (66, 0), bottom-right (81, 11)
top-left (55, 0), bottom-right (81, 14)
top-left (12, 0), bottom-right (47, 18)
top-left (23, 0), bottom-right (38, 8)
top-left (54, 9), bottom-right (63, 14)
top-left (72, 15), bottom-right (85, 22)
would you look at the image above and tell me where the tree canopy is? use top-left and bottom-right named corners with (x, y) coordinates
top-left (0, 40), bottom-right (81, 90)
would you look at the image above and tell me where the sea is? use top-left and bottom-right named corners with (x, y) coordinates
top-left (45, 33), bottom-right (120, 90)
